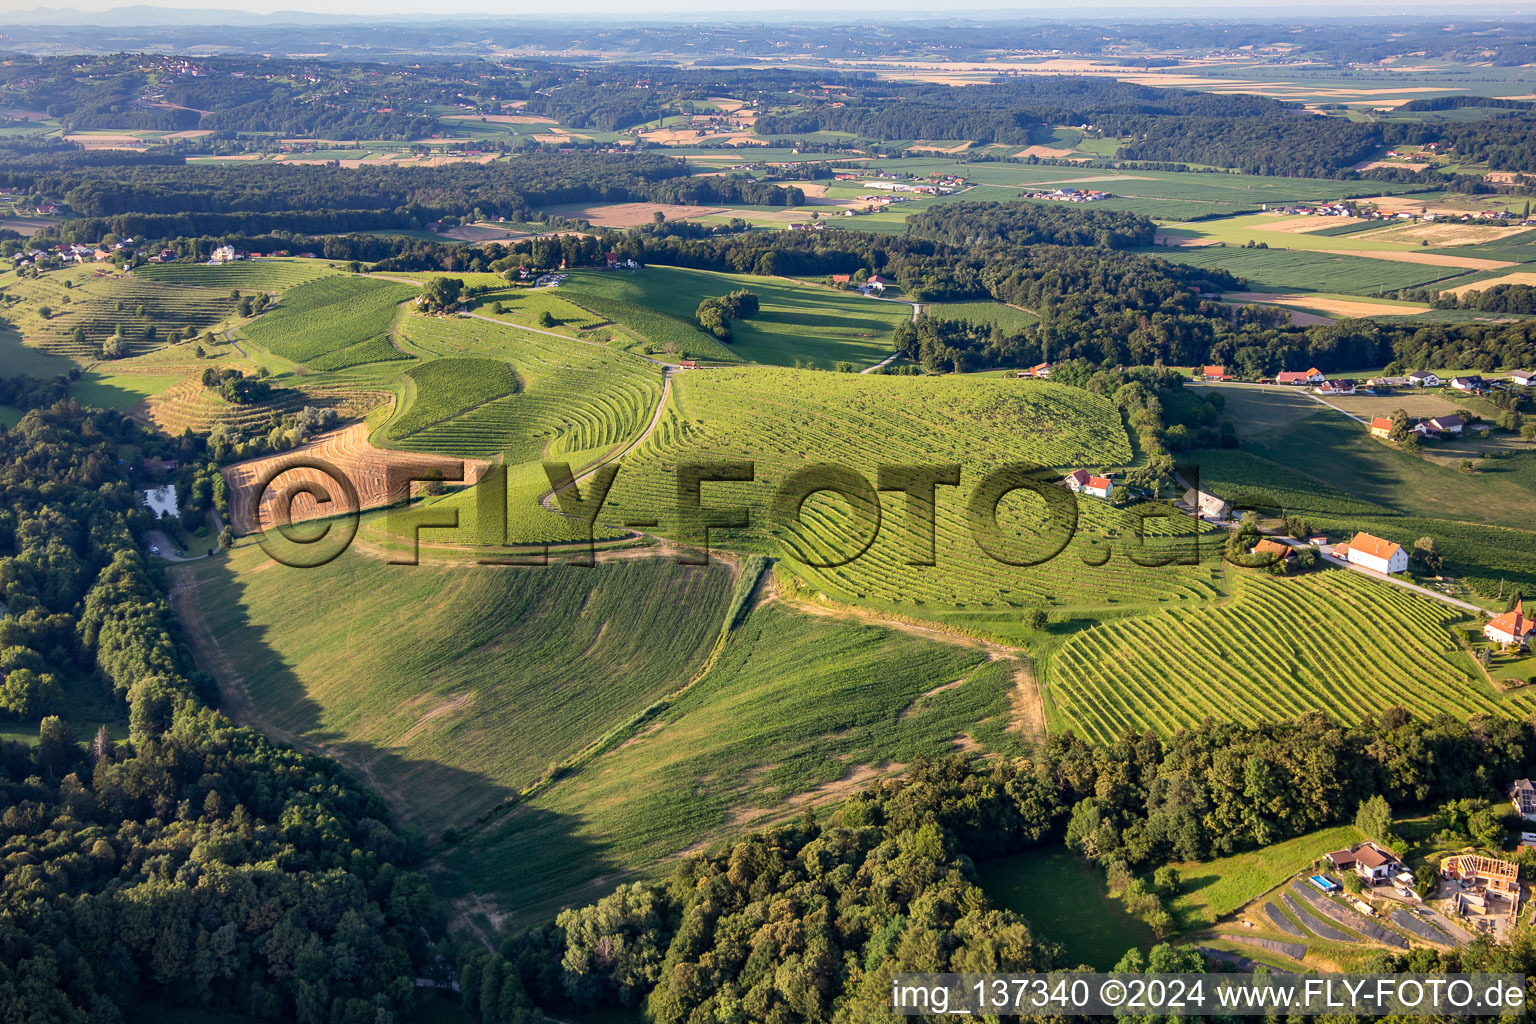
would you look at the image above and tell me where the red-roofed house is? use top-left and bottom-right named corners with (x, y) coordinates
top-left (1276, 369), bottom-right (1323, 385)
top-left (1250, 538), bottom-right (1296, 570)
top-left (1201, 365), bottom-right (1231, 381)
top-left (1025, 362), bottom-right (1052, 379)
top-left (1344, 531), bottom-right (1408, 574)
top-left (1486, 600), bottom-right (1535, 650)
top-left (1063, 469), bottom-right (1112, 500)
top-left (1369, 417), bottom-right (1394, 439)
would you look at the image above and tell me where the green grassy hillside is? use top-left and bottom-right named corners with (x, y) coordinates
top-left (441, 599), bottom-right (1020, 923)
top-left (176, 548), bottom-right (738, 835)
top-left (559, 266), bottom-right (910, 368)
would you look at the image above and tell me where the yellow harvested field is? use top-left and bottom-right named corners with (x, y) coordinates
top-left (558, 202), bottom-right (727, 228)
top-left (1223, 291), bottom-right (1431, 319)
top-left (1334, 249), bottom-right (1517, 271)
top-left (1355, 160), bottom-right (1430, 172)
top-left (1442, 271), bottom-right (1536, 298)
top-left (1011, 145), bottom-right (1077, 159)
top-left (1362, 221), bottom-right (1532, 247)
top-left (905, 140), bottom-right (974, 154)
top-left (1255, 215), bottom-right (1359, 234)
top-left (223, 423), bottom-right (489, 534)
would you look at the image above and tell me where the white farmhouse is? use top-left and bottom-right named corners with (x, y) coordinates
top-left (1340, 531), bottom-right (1409, 574)
top-left (1063, 469), bottom-right (1112, 500)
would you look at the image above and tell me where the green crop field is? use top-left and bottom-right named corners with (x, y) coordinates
top-left (548, 285), bottom-right (738, 362)
top-left (1044, 569), bottom-right (1511, 743)
top-left (557, 267), bottom-right (910, 369)
top-left (925, 301), bottom-right (1040, 331)
top-left (441, 600), bottom-right (1020, 922)
top-left (70, 371), bottom-right (184, 410)
top-left (382, 315), bottom-right (663, 466)
top-left (1239, 411), bottom-right (1536, 531)
top-left (0, 320), bottom-right (75, 376)
top-left (387, 357), bottom-right (520, 440)
top-left (241, 276), bottom-right (416, 368)
top-left (176, 549), bottom-right (739, 836)
top-left (1143, 246), bottom-right (1471, 294)
top-left (978, 846), bottom-right (1157, 969)
top-left (600, 368), bottom-right (1227, 631)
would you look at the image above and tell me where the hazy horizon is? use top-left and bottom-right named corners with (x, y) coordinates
top-left (3, 0), bottom-right (1534, 20)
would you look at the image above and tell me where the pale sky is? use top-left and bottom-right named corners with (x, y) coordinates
top-left (1, 0), bottom-right (1524, 17)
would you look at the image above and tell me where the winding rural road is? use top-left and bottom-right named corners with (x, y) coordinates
top-left (539, 368), bottom-right (674, 512)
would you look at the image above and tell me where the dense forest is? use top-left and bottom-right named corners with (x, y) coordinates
top-left (0, 147), bottom-right (803, 242)
top-left (0, 400), bottom-right (432, 1022)
top-left (907, 201), bottom-right (1156, 250)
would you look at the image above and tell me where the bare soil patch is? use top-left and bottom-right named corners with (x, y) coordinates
top-left (222, 421), bottom-right (490, 533)
top-left (1442, 270), bottom-right (1536, 298)
top-left (1334, 249), bottom-right (1516, 271)
top-left (558, 202), bottom-right (727, 228)
top-left (1223, 291), bottom-right (1430, 319)
top-left (1011, 145), bottom-right (1076, 159)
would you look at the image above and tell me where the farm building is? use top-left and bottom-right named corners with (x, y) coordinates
top-left (1317, 379), bottom-right (1356, 395)
top-left (1183, 488), bottom-right (1231, 521)
top-left (1407, 370), bottom-right (1442, 387)
top-left (1200, 365), bottom-right (1231, 381)
top-left (1485, 600), bottom-right (1534, 650)
top-left (1510, 779), bottom-right (1536, 818)
top-left (1369, 417), bottom-right (1394, 439)
top-left (1023, 362), bottom-right (1052, 379)
top-left (1339, 532), bottom-right (1408, 574)
top-left (1276, 368), bottom-right (1325, 385)
top-left (863, 275), bottom-right (885, 294)
top-left (1063, 469), bottom-right (1112, 500)
top-left (1450, 376), bottom-right (1486, 393)
top-left (1511, 370), bottom-right (1534, 387)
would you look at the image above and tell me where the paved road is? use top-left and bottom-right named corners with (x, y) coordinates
top-left (147, 529), bottom-right (199, 562)
top-left (1190, 378), bottom-right (1368, 423)
top-left (1175, 472), bottom-right (1486, 617)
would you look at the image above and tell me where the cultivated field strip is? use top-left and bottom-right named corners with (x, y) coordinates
top-left (602, 367), bottom-right (1227, 613)
top-left (133, 258), bottom-right (337, 291)
top-left (1049, 571), bottom-right (1497, 742)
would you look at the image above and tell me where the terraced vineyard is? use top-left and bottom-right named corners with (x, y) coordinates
top-left (1046, 569), bottom-right (1503, 742)
top-left (386, 315), bottom-right (663, 464)
top-left (603, 368), bottom-right (1225, 625)
top-left (241, 276), bottom-right (416, 369)
top-left (133, 258), bottom-right (338, 291)
top-left (4, 274), bottom-right (239, 359)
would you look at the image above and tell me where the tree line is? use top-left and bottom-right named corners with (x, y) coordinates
top-left (0, 399), bottom-right (433, 1023)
